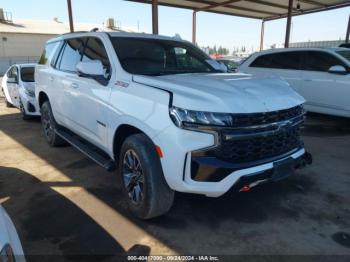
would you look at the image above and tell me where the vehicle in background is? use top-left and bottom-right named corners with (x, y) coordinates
top-left (0, 205), bottom-right (25, 262)
top-left (239, 48), bottom-right (350, 118)
top-left (1, 64), bottom-right (40, 119)
top-left (339, 43), bottom-right (350, 48)
top-left (216, 59), bottom-right (239, 72)
top-left (36, 32), bottom-right (311, 219)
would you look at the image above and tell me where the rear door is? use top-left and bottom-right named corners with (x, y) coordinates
top-left (54, 37), bottom-right (86, 129)
top-left (244, 51), bottom-right (303, 92)
top-left (299, 51), bottom-right (350, 115)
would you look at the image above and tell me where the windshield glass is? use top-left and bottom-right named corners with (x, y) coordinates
top-left (111, 37), bottom-right (221, 76)
top-left (336, 50), bottom-right (350, 62)
top-left (20, 67), bottom-right (35, 82)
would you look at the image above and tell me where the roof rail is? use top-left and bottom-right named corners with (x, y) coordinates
top-left (61, 31), bottom-right (88, 36)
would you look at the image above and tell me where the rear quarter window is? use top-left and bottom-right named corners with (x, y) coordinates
top-left (38, 41), bottom-right (60, 65)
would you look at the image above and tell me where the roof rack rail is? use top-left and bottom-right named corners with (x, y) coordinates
top-left (61, 31), bottom-right (88, 35)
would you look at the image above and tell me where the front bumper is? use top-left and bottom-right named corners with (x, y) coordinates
top-left (181, 148), bottom-right (311, 197)
top-left (153, 105), bottom-right (311, 197)
top-left (19, 91), bottom-right (40, 116)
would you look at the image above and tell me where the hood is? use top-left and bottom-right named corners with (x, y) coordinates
top-left (133, 73), bottom-right (305, 113)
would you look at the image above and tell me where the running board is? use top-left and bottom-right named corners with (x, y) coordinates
top-left (56, 128), bottom-right (116, 171)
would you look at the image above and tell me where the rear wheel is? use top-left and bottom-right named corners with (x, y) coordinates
top-left (118, 134), bottom-right (174, 219)
top-left (40, 100), bottom-right (66, 147)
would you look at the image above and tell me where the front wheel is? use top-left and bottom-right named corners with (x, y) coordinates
top-left (118, 134), bottom-right (174, 219)
top-left (40, 100), bottom-right (66, 147)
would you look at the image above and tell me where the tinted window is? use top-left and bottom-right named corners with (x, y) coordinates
top-left (20, 67), bottom-right (35, 82)
top-left (82, 37), bottom-right (111, 78)
top-left (58, 38), bottom-right (85, 72)
top-left (250, 54), bottom-right (272, 67)
top-left (8, 66), bottom-right (18, 80)
top-left (302, 51), bottom-right (346, 72)
top-left (111, 37), bottom-right (219, 76)
top-left (250, 52), bottom-right (301, 70)
top-left (336, 50), bottom-right (350, 62)
top-left (39, 42), bottom-right (59, 65)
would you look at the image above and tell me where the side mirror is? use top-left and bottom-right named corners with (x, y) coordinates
top-left (76, 61), bottom-right (105, 77)
top-left (328, 65), bottom-right (348, 75)
top-left (7, 77), bottom-right (18, 84)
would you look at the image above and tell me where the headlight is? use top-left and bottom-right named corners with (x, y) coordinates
top-left (169, 107), bottom-right (233, 128)
top-left (0, 244), bottom-right (15, 262)
top-left (24, 88), bottom-right (35, 97)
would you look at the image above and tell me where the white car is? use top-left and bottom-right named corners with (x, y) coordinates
top-left (0, 205), bottom-right (25, 262)
top-left (35, 32), bottom-right (311, 219)
top-left (1, 64), bottom-right (40, 119)
top-left (239, 48), bottom-right (350, 118)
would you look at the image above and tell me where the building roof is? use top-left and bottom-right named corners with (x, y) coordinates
top-left (125, 0), bottom-right (350, 20)
top-left (0, 18), bottom-right (136, 35)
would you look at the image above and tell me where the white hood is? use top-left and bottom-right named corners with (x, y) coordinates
top-left (133, 73), bottom-right (305, 113)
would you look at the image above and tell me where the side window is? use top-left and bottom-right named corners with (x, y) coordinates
top-left (302, 51), bottom-right (346, 72)
top-left (250, 54), bottom-right (273, 68)
top-left (58, 38), bottom-right (85, 73)
top-left (8, 66), bottom-right (18, 80)
top-left (38, 42), bottom-right (60, 65)
top-left (250, 52), bottom-right (301, 70)
top-left (268, 52), bottom-right (301, 70)
top-left (6, 67), bottom-right (13, 77)
top-left (82, 37), bottom-right (111, 78)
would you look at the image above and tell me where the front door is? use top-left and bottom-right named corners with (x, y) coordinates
top-left (299, 51), bottom-right (350, 115)
top-left (7, 66), bottom-right (20, 108)
top-left (69, 37), bottom-right (112, 149)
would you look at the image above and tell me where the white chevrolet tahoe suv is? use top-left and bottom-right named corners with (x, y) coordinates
top-left (35, 32), bottom-right (312, 219)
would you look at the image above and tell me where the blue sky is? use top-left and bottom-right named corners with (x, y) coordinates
top-left (1, 0), bottom-right (349, 50)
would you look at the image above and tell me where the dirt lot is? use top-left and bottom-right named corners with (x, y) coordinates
top-left (0, 91), bottom-right (350, 261)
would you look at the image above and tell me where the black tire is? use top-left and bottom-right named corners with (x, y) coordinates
top-left (40, 100), bottom-right (66, 147)
top-left (118, 134), bottom-right (174, 219)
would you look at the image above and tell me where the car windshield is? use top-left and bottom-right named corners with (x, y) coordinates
top-left (20, 67), bottom-right (35, 82)
top-left (336, 50), bottom-right (350, 62)
top-left (111, 37), bottom-right (222, 76)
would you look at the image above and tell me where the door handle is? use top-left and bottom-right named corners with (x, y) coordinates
top-left (304, 79), bottom-right (313, 82)
top-left (70, 83), bottom-right (79, 89)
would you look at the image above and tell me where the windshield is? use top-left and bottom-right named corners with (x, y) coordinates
top-left (111, 37), bottom-right (221, 76)
top-left (337, 50), bottom-right (350, 62)
top-left (20, 67), bottom-right (35, 82)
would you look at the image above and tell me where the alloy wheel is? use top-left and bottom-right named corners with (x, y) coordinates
top-left (122, 149), bottom-right (144, 205)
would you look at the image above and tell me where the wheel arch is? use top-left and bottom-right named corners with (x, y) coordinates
top-left (112, 124), bottom-right (157, 162)
top-left (38, 91), bottom-right (49, 108)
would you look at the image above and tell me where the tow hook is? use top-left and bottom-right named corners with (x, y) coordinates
top-left (239, 179), bottom-right (269, 192)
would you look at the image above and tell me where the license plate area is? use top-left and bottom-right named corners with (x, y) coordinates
top-left (272, 158), bottom-right (295, 181)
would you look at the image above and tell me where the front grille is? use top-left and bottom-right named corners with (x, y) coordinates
top-left (216, 127), bottom-right (302, 163)
top-left (231, 105), bottom-right (304, 127)
top-left (193, 106), bottom-right (305, 164)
